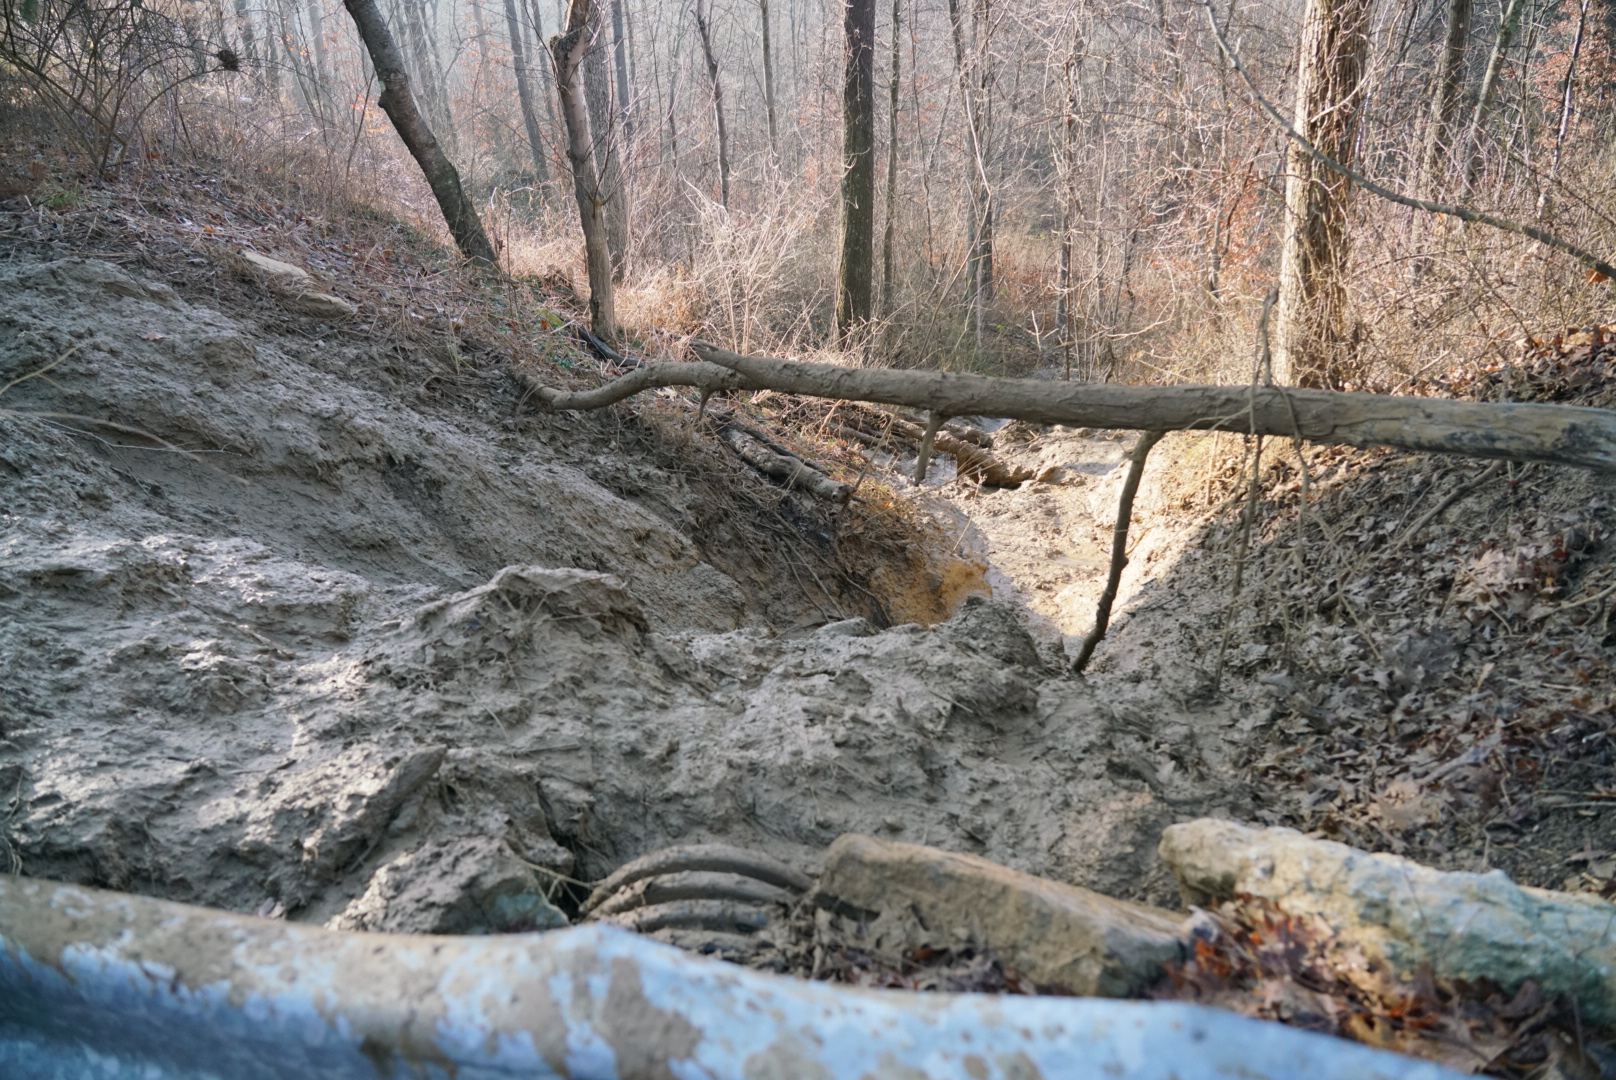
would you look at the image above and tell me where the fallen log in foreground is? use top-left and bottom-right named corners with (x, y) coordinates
top-left (0, 874), bottom-right (1462, 1079)
top-left (678, 342), bottom-right (1616, 472)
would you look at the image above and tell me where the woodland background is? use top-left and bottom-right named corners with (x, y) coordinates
top-left (2, 0), bottom-right (1614, 382)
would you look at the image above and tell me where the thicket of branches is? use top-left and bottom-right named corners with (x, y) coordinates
top-left (2, 0), bottom-right (1612, 384)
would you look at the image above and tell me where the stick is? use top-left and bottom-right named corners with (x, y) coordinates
top-left (914, 411), bottom-right (946, 483)
top-left (1073, 430), bottom-right (1165, 673)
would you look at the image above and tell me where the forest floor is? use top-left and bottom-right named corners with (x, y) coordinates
top-left (2, 138), bottom-right (1614, 951)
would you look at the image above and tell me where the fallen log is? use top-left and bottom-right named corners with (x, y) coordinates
top-left (515, 360), bottom-right (745, 411)
top-left (883, 415), bottom-right (1032, 486)
top-left (685, 342), bottom-right (1616, 472)
top-left (0, 874), bottom-right (1457, 1080)
top-left (721, 428), bottom-right (853, 502)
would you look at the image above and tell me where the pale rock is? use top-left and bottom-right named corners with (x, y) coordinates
top-left (238, 250), bottom-right (311, 282)
top-left (290, 290), bottom-right (356, 317)
top-left (814, 833), bottom-right (1185, 995)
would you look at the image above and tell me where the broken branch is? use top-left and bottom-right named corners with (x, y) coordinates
top-left (1073, 431), bottom-right (1164, 673)
top-left (721, 427), bottom-right (853, 502)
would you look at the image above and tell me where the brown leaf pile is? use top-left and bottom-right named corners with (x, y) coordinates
top-left (1422, 325), bottom-right (1616, 409)
top-left (1152, 897), bottom-right (1611, 1077)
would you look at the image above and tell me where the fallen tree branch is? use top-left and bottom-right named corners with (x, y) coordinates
top-left (683, 342), bottom-right (1616, 472)
top-left (516, 360), bottom-right (745, 411)
top-left (1073, 431), bottom-right (1165, 673)
top-left (720, 428), bottom-right (853, 502)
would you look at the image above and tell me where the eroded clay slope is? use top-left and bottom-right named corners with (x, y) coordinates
top-left (0, 258), bottom-right (1247, 928)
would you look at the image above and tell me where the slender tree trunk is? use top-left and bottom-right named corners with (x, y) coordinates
top-left (693, 0), bottom-right (730, 208)
top-left (836, 0), bottom-right (876, 338)
top-left (1539, 0), bottom-right (1589, 215)
top-left (610, 0), bottom-right (632, 143)
top-left (582, 2), bottom-right (629, 279)
top-left (526, 0), bottom-right (559, 125)
top-left (1057, 20), bottom-right (1085, 378)
top-left (504, 0), bottom-right (551, 191)
top-left (1273, 0), bottom-right (1371, 387)
top-left (1419, 0), bottom-right (1472, 191)
top-left (665, 35), bottom-right (683, 170)
top-left (760, 0), bottom-right (779, 157)
top-left (948, 0), bottom-right (993, 342)
top-left (1460, 0), bottom-right (1530, 193)
top-left (879, 0), bottom-right (899, 317)
top-left (341, 0), bottom-right (499, 266)
top-left (551, 0), bottom-right (618, 339)
top-left (307, 0), bottom-right (331, 91)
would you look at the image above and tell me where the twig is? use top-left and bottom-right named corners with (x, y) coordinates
top-left (1073, 430), bottom-right (1165, 673)
top-left (913, 411), bottom-right (947, 483)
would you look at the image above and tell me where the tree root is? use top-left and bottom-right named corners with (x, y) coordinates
top-left (590, 871), bottom-right (797, 918)
top-left (580, 843), bottom-right (813, 916)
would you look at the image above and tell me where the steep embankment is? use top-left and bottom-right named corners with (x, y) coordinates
top-left (0, 232), bottom-right (1263, 934)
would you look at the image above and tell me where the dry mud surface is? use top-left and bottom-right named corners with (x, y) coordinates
top-left (0, 257), bottom-right (1258, 931)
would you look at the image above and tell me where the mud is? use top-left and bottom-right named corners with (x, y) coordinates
top-left (0, 257), bottom-right (1257, 931)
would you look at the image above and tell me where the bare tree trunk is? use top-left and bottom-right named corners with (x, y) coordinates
top-left (551, 0), bottom-right (618, 340)
top-left (504, 0), bottom-right (551, 192)
top-left (1273, 0), bottom-right (1371, 387)
top-left (525, 0), bottom-right (559, 125)
top-left (948, 0), bottom-right (993, 344)
top-left (309, 0), bottom-right (333, 89)
top-left (1057, 20), bottom-right (1085, 380)
top-left (341, 0), bottom-right (499, 266)
top-left (1460, 0), bottom-right (1529, 194)
top-left (836, 0), bottom-right (876, 339)
top-left (581, 2), bottom-right (629, 279)
top-left (760, 0), bottom-right (779, 157)
top-left (1539, 0), bottom-right (1589, 215)
top-left (610, 0), bottom-right (632, 143)
top-left (1419, 0), bottom-right (1472, 191)
top-left (879, 0), bottom-right (899, 316)
top-left (693, 0), bottom-right (730, 208)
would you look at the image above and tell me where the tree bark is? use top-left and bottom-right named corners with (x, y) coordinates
top-left (1273, 0), bottom-right (1371, 387)
top-left (760, 0), bottom-right (779, 157)
top-left (693, 0), bottom-right (730, 208)
top-left (340, 0), bottom-right (499, 267)
top-left (836, 0), bottom-right (876, 339)
top-left (551, 0), bottom-right (618, 340)
top-left (879, 0), bottom-right (899, 317)
top-left (505, 0), bottom-right (552, 192)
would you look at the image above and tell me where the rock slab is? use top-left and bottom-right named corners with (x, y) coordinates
top-left (1160, 818), bottom-right (1616, 1026)
top-left (815, 833), bottom-right (1185, 995)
